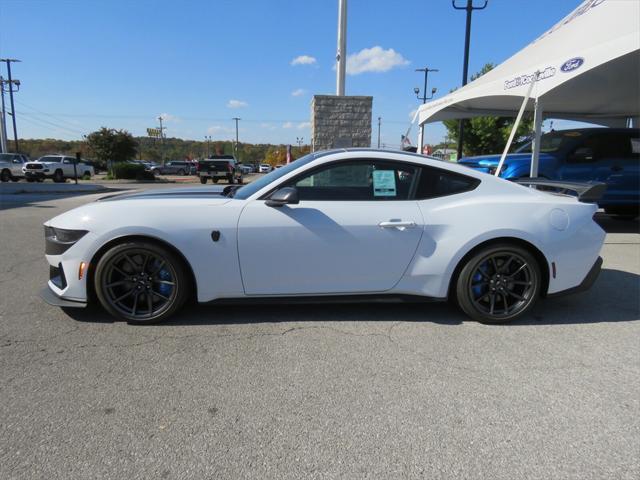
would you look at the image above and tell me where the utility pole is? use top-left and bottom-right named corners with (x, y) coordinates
top-left (232, 117), bottom-right (241, 160)
top-left (157, 116), bottom-right (166, 164)
top-left (377, 116), bottom-right (381, 148)
top-left (336, 0), bottom-right (347, 95)
top-left (0, 76), bottom-right (7, 153)
top-left (1, 59), bottom-right (21, 152)
top-left (414, 67), bottom-right (438, 153)
top-left (452, 0), bottom-right (488, 160)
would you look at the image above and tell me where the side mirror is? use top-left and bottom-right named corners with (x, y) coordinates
top-left (570, 147), bottom-right (594, 163)
top-left (265, 187), bottom-right (299, 207)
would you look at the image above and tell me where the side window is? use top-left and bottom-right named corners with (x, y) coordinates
top-left (415, 166), bottom-right (479, 200)
top-left (579, 134), bottom-right (630, 161)
top-left (288, 160), bottom-right (418, 201)
top-left (62, 158), bottom-right (72, 164)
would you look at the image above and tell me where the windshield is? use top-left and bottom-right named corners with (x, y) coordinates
top-left (516, 130), bottom-right (583, 154)
top-left (233, 153), bottom-right (319, 200)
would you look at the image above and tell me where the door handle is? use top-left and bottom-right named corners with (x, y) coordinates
top-left (611, 165), bottom-right (623, 172)
top-left (378, 220), bottom-right (416, 230)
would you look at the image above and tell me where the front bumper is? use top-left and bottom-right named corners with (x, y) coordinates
top-left (24, 170), bottom-right (48, 179)
top-left (548, 256), bottom-right (603, 298)
top-left (40, 285), bottom-right (87, 308)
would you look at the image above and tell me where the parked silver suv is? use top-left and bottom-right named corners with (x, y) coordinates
top-left (0, 153), bottom-right (29, 182)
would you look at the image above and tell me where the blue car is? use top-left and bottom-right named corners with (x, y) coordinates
top-left (458, 128), bottom-right (640, 218)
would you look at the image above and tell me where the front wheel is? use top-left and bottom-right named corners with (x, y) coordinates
top-left (94, 242), bottom-right (189, 324)
top-left (177, 169), bottom-right (185, 175)
top-left (200, 177), bottom-right (208, 184)
top-left (455, 244), bottom-right (541, 324)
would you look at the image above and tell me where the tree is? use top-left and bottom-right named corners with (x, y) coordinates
top-left (86, 127), bottom-right (138, 170)
top-left (443, 63), bottom-right (533, 157)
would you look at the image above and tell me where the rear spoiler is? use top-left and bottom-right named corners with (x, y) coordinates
top-left (515, 179), bottom-right (607, 203)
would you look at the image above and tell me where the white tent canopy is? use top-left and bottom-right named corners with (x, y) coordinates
top-left (417, 0), bottom-right (640, 160)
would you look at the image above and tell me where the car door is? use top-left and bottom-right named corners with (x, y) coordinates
top-left (237, 159), bottom-right (424, 295)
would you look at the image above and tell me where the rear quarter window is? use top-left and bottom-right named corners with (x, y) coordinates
top-left (415, 166), bottom-right (480, 200)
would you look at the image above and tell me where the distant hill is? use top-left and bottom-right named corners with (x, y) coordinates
top-left (14, 137), bottom-right (310, 167)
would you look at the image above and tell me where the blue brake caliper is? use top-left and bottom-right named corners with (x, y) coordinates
top-left (153, 261), bottom-right (173, 297)
top-left (472, 262), bottom-right (489, 298)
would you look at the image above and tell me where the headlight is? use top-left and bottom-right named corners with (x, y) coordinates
top-left (44, 227), bottom-right (88, 255)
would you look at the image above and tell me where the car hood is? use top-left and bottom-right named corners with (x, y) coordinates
top-left (96, 186), bottom-right (229, 202)
top-left (45, 186), bottom-right (234, 231)
top-left (458, 153), bottom-right (555, 168)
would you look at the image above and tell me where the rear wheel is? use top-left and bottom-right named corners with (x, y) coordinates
top-left (456, 244), bottom-right (541, 324)
top-left (53, 170), bottom-right (65, 183)
top-left (0, 169), bottom-right (10, 182)
top-left (94, 241), bottom-right (189, 324)
top-left (177, 169), bottom-right (185, 175)
top-left (200, 177), bottom-right (207, 184)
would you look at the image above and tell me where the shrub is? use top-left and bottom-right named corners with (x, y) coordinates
top-left (111, 162), bottom-right (155, 181)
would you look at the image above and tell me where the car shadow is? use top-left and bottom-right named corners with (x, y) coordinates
top-left (594, 212), bottom-right (639, 234)
top-left (63, 268), bottom-right (639, 327)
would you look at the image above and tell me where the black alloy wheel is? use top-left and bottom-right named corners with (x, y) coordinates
top-left (0, 169), bottom-right (10, 182)
top-left (456, 244), bottom-right (541, 323)
top-left (94, 242), bottom-right (189, 323)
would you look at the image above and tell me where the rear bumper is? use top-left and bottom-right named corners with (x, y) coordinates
top-left (40, 285), bottom-right (87, 308)
top-left (547, 256), bottom-right (602, 298)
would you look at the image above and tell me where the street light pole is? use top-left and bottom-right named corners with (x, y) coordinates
top-left (414, 67), bottom-right (438, 153)
top-left (452, 0), bottom-right (488, 159)
top-left (1, 59), bottom-right (21, 152)
top-left (232, 117), bottom-right (241, 160)
top-left (377, 116), bottom-right (381, 148)
top-left (205, 135), bottom-right (211, 157)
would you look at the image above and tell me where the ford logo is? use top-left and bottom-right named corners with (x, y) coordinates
top-left (561, 57), bottom-right (584, 73)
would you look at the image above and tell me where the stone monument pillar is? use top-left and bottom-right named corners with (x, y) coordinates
top-left (311, 95), bottom-right (372, 151)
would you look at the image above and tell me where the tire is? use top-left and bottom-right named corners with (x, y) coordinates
top-left (212, 178), bottom-right (218, 184)
top-left (455, 243), bottom-right (541, 324)
top-left (0, 169), bottom-right (10, 182)
top-left (82, 171), bottom-right (92, 180)
top-left (94, 241), bottom-right (189, 324)
top-left (10, 177), bottom-right (20, 182)
top-left (53, 170), bottom-right (65, 183)
top-left (200, 177), bottom-right (208, 184)
top-left (177, 169), bottom-right (185, 175)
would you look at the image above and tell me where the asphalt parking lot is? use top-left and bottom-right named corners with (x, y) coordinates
top-left (1, 184), bottom-right (639, 479)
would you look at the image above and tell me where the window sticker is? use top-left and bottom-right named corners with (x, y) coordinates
top-left (373, 170), bottom-right (396, 197)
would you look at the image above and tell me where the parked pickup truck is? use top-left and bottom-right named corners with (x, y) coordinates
top-left (0, 153), bottom-right (29, 182)
top-left (197, 155), bottom-right (243, 184)
top-left (23, 155), bottom-right (95, 182)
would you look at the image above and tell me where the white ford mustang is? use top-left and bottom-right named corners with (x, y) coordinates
top-left (41, 149), bottom-right (605, 324)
